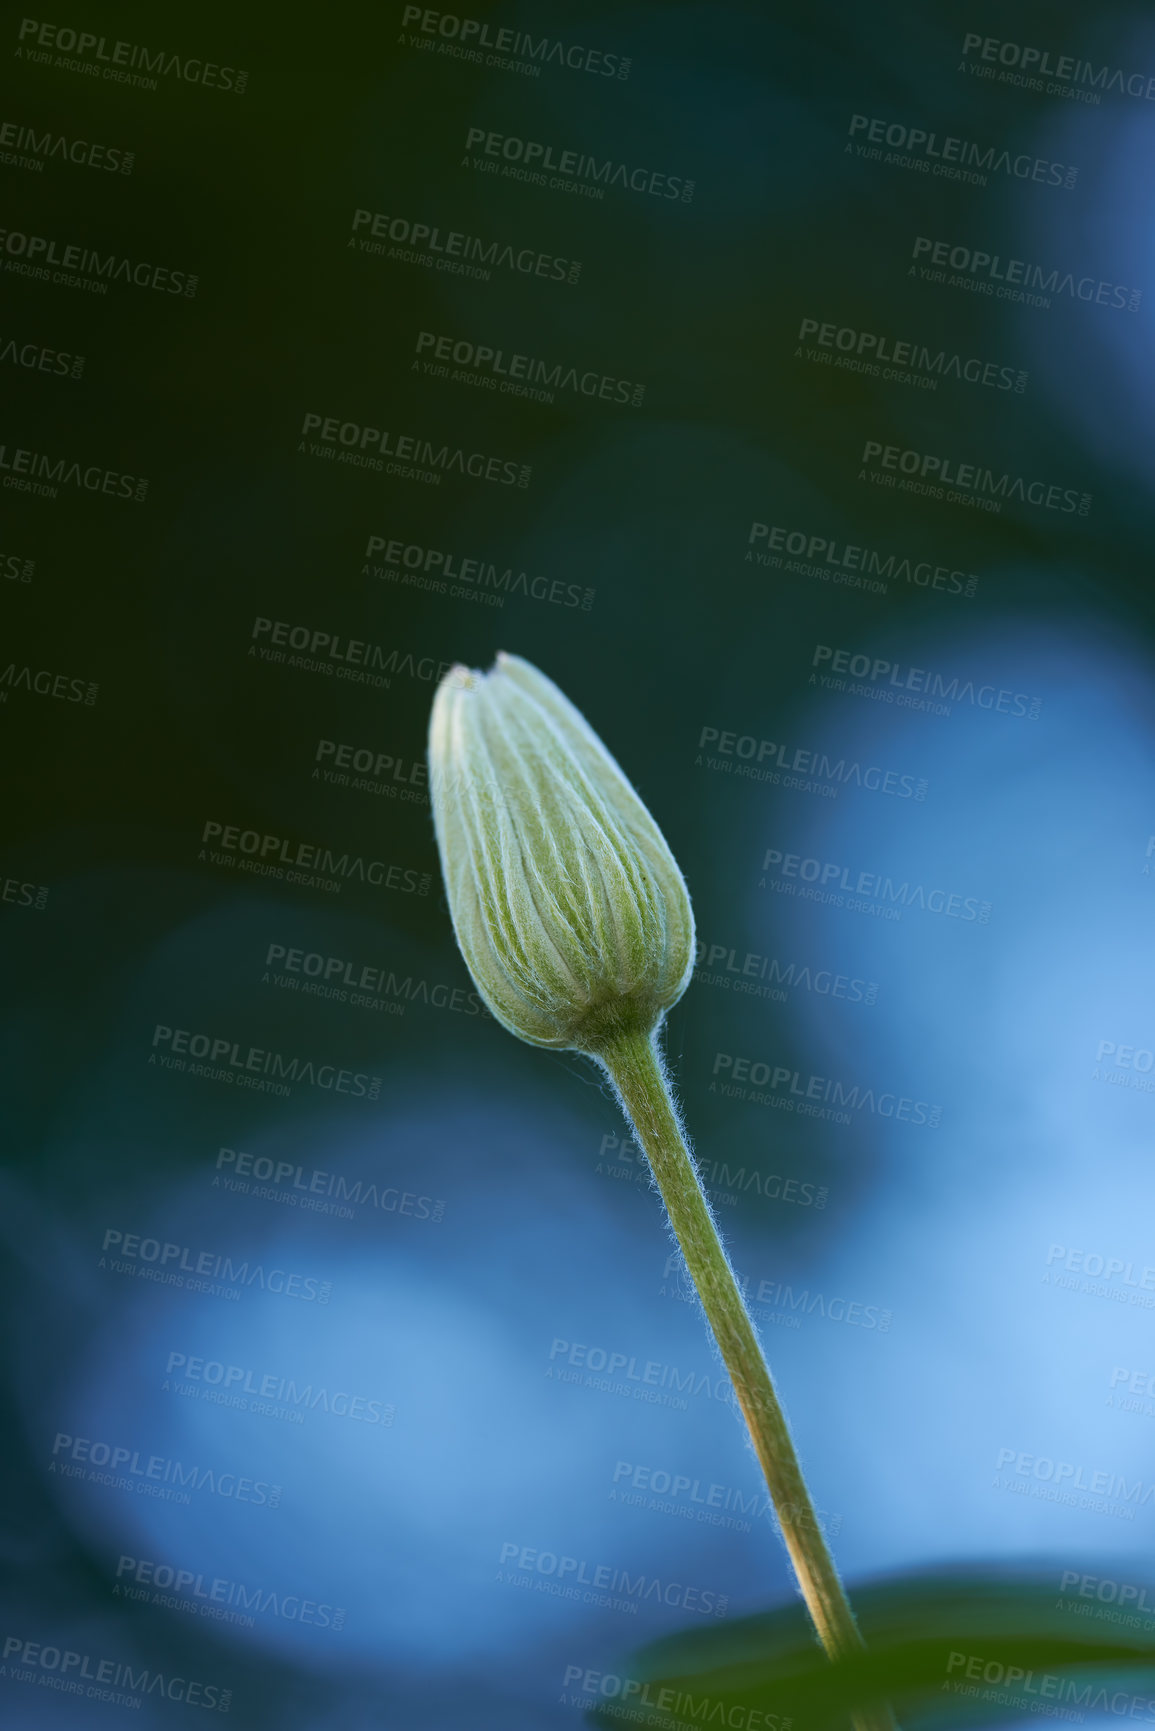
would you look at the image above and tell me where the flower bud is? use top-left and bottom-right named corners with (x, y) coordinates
top-left (428, 652), bottom-right (695, 1055)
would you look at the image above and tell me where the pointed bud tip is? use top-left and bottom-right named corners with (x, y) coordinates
top-left (440, 652), bottom-right (521, 695)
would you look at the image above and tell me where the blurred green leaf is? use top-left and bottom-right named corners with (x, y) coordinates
top-left (583, 1566), bottom-right (1155, 1731)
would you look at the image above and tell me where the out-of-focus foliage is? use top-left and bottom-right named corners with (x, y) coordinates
top-left (586, 1568), bottom-right (1155, 1731)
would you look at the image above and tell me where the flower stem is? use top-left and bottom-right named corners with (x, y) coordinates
top-left (597, 1027), bottom-right (895, 1731)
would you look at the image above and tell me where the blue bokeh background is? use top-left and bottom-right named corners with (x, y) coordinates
top-left (5, 0), bottom-right (1155, 1726)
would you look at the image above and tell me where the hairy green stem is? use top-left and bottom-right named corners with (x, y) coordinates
top-left (596, 1027), bottom-right (895, 1731)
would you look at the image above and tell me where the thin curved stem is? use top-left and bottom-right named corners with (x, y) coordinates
top-left (595, 1026), bottom-right (895, 1731)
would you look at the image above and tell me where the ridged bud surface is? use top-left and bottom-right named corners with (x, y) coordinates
top-left (428, 652), bottom-right (695, 1054)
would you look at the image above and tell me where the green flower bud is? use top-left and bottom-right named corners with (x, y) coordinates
top-left (428, 652), bottom-right (695, 1055)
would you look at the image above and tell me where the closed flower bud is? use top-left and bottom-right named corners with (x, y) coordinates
top-left (428, 652), bottom-right (695, 1055)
